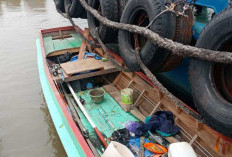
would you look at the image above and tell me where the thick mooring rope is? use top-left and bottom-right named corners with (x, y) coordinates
top-left (134, 48), bottom-right (203, 122)
top-left (77, 0), bottom-right (232, 64)
top-left (55, 0), bottom-right (205, 121)
top-left (93, 28), bottom-right (133, 72)
top-left (53, 1), bottom-right (98, 48)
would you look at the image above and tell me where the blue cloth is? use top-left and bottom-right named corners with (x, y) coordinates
top-left (70, 52), bottom-right (102, 62)
top-left (84, 52), bottom-right (102, 60)
top-left (127, 138), bottom-right (154, 157)
top-left (71, 55), bottom-right (78, 62)
top-left (135, 111), bottom-right (180, 137)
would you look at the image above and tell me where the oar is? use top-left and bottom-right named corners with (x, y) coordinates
top-left (67, 83), bottom-right (108, 148)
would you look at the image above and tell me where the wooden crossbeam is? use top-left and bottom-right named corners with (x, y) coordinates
top-left (78, 28), bottom-right (89, 60)
top-left (134, 90), bottom-right (146, 107)
top-left (149, 101), bottom-right (162, 116)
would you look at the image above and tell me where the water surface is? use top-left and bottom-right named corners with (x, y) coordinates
top-left (0, 0), bottom-right (86, 156)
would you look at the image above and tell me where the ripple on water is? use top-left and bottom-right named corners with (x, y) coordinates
top-left (0, 0), bottom-right (88, 156)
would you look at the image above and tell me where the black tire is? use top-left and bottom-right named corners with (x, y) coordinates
top-left (64, 0), bottom-right (87, 18)
top-left (118, 0), bottom-right (176, 71)
top-left (189, 7), bottom-right (232, 137)
top-left (87, 0), bottom-right (119, 43)
top-left (64, 0), bottom-right (71, 14)
top-left (54, 0), bottom-right (65, 13)
top-left (157, 2), bottom-right (193, 72)
top-left (119, 0), bottom-right (129, 17)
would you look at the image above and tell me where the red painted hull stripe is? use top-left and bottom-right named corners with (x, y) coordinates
top-left (39, 29), bottom-right (94, 157)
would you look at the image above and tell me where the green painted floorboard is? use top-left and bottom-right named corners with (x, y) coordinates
top-left (43, 36), bottom-right (55, 55)
top-left (43, 34), bottom-right (82, 56)
top-left (75, 88), bottom-right (138, 138)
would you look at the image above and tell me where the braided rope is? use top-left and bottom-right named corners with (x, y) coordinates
top-left (77, 0), bottom-right (232, 63)
top-left (74, 0), bottom-right (206, 121)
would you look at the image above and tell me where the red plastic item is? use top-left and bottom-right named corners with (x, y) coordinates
top-left (144, 143), bottom-right (167, 154)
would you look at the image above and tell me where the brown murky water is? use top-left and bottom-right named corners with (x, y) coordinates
top-left (0, 0), bottom-right (86, 156)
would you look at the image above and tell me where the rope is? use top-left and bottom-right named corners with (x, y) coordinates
top-left (93, 28), bottom-right (133, 72)
top-left (54, 0), bottom-right (206, 121)
top-left (53, 0), bottom-right (99, 48)
top-left (57, 0), bottom-right (204, 121)
top-left (76, 0), bottom-right (232, 64)
top-left (134, 48), bottom-right (203, 122)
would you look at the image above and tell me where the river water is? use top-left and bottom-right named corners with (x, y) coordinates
top-left (0, 0), bottom-right (86, 156)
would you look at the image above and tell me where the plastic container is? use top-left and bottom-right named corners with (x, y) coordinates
top-left (121, 88), bottom-right (133, 104)
top-left (168, 142), bottom-right (197, 157)
top-left (102, 141), bottom-right (134, 157)
top-left (89, 89), bottom-right (105, 103)
top-left (144, 143), bottom-right (167, 154)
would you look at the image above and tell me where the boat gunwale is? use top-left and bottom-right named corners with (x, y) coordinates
top-left (39, 27), bottom-right (94, 157)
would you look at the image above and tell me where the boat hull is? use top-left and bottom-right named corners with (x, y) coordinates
top-left (37, 34), bottom-right (94, 157)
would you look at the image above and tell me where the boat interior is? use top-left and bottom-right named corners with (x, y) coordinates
top-left (41, 27), bottom-right (232, 157)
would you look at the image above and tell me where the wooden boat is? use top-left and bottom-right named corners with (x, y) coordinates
top-left (37, 26), bottom-right (232, 157)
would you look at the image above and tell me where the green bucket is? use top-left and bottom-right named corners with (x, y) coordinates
top-left (89, 88), bottom-right (105, 104)
top-left (121, 88), bottom-right (133, 105)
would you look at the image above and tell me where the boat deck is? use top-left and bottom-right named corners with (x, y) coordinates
top-left (70, 88), bottom-right (138, 154)
top-left (43, 33), bottom-right (82, 57)
top-left (74, 88), bottom-right (138, 137)
top-left (39, 26), bottom-right (232, 157)
top-left (55, 58), bottom-right (118, 82)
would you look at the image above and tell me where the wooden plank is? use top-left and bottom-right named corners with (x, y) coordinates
top-left (113, 73), bottom-right (122, 86)
top-left (52, 34), bottom-right (72, 40)
top-left (113, 72), bottom-right (232, 157)
top-left (47, 48), bottom-right (80, 57)
top-left (61, 58), bottom-right (115, 76)
top-left (104, 84), bottom-right (146, 121)
top-left (87, 44), bottom-right (93, 53)
top-left (104, 84), bottom-right (130, 112)
top-left (149, 101), bottom-right (162, 116)
top-left (53, 39), bottom-right (67, 51)
top-left (189, 134), bottom-right (199, 145)
top-left (65, 94), bottom-right (100, 157)
top-left (165, 137), bottom-right (179, 143)
top-left (44, 33), bottom-right (82, 56)
top-left (55, 67), bottom-right (118, 83)
top-left (127, 80), bottom-right (134, 88)
top-left (94, 48), bottom-right (105, 56)
top-left (78, 28), bottom-right (89, 60)
top-left (71, 33), bottom-right (83, 44)
top-left (139, 137), bottom-right (145, 157)
top-left (134, 90), bottom-right (146, 107)
top-left (66, 68), bottom-right (118, 82)
top-left (43, 36), bottom-right (55, 54)
top-left (130, 109), bottom-right (146, 122)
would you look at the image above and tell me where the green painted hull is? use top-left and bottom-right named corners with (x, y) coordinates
top-left (37, 39), bottom-right (88, 157)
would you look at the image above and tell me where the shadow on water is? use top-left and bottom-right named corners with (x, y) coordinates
top-left (40, 93), bottom-right (67, 157)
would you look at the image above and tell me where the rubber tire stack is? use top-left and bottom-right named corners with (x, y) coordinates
top-left (54, 0), bottom-right (65, 13)
top-left (118, 0), bottom-right (193, 72)
top-left (119, 0), bottom-right (129, 17)
top-left (157, 1), bottom-right (193, 72)
top-left (64, 0), bottom-right (87, 18)
top-left (189, 7), bottom-right (232, 138)
top-left (118, 0), bottom-right (176, 71)
top-left (87, 0), bottom-right (119, 43)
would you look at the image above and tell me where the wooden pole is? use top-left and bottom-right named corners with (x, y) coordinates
top-left (67, 83), bottom-right (108, 148)
top-left (78, 28), bottom-right (89, 60)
